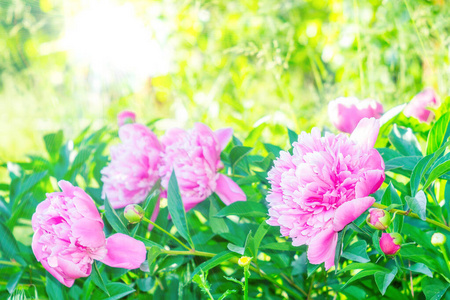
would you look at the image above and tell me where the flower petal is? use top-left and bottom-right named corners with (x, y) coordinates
top-left (307, 228), bottom-right (338, 270)
top-left (355, 170), bottom-right (385, 198)
top-left (215, 128), bottom-right (233, 151)
top-left (350, 118), bottom-right (380, 150)
top-left (71, 219), bottom-right (105, 249)
top-left (100, 233), bottom-right (147, 269)
top-left (214, 174), bottom-right (246, 205)
top-left (333, 197), bottom-right (375, 232)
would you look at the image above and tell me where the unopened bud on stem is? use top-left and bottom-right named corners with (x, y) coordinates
top-left (124, 204), bottom-right (145, 224)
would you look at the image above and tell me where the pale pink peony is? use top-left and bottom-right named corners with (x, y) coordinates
top-left (328, 97), bottom-right (383, 133)
top-left (31, 181), bottom-right (146, 287)
top-left (101, 123), bottom-right (162, 209)
top-left (404, 88), bottom-right (440, 123)
top-left (117, 110), bottom-right (136, 127)
top-left (266, 118), bottom-right (385, 269)
top-left (159, 123), bottom-right (246, 211)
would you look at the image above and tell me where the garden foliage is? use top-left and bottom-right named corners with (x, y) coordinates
top-left (2, 95), bottom-right (450, 299)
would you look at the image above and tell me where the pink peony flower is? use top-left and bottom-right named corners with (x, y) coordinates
top-left (117, 110), bottom-right (136, 127)
top-left (266, 118), bottom-right (385, 269)
top-left (159, 123), bottom-right (246, 211)
top-left (31, 181), bottom-right (147, 287)
top-left (328, 97), bottom-right (383, 133)
top-left (379, 233), bottom-right (402, 255)
top-left (404, 88), bottom-right (440, 123)
top-left (101, 123), bottom-right (162, 209)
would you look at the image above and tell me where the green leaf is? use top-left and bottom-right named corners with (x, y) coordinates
top-left (405, 190), bottom-right (427, 221)
top-left (287, 127), bottom-right (298, 146)
top-left (427, 111), bottom-right (450, 156)
top-left (133, 236), bottom-right (163, 248)
top-left (341, 240), bottom-right (370, 263)
top-left (46, 272), bottom-right (68, 300)
top-left (6, 269), bottom-right (23, 294)
top-left (385, 156), bottom-right (422, 172)
top-left (341, 269), bottom-right (382, 290)
top-left (374, 267), bottom-right (397, 295)
top-left (215, 201), bottom-right (267, 218)
top-left (263, 143), bottom-right (283, 158)
top-left (43, 130), bottom-right (64, 161)
top-left (12, 171), bottom-right (48, 205)
top-left (260, 242), bottom-right (300, 251)
top-left (227, 243), bottom-right (245, 255)
top-left (400, 245), bottom-right (441, 273)
top-left (91, 282), bottom-right (135, 300)
top-left (190, 251), bottom-right (236, 280)
top-left (372, 230), bottom-right (384, 257)
top-left (404, 263), bottom-right (432, 277)
top-left (0, 221), bottom-right (23, 263)
top-left (0, 196), bottom-right (10, 217)
top-left (91, 262), bottom-right (109, 296)
top-left (411, 154), bottom-right (433, 196)
top-left (209, 195), bottom-right (229, 235)
top-left (388, 124), bottom-right (422, 156)
top-left (167, 171), bottom-right (193, 248)
top-left (422, 278), bottom-right (450, 300)
top-left (334, 229), bottom-right (345, 270)
top-left (252, 221), bottom-right (270, 255)
top-left (423, 160), bottom-right (450, 190)
top-left (381, 183), bottom-right (403, 231)
top-left (229, 146), bottom-right (253, 168)
top-left (339, 262), bottom-right (390, 274)
top-left (147, 246), bottom-right (162, 264)
top-left (104, 197), bottom-right (129, 235)
top-left (243, 231), bottom-right (256, 257)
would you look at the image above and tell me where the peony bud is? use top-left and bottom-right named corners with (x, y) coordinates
top-left (431, 233), bottom-right (447, 247)
top-left (117, 111), bottom-right (136, 127)
top-left (238, 256), bottom-right (252, 268)
top-left (366, 208), bottom-right (391, 230)
top-left (379, 233), bottom-right (403, 255)
top-left (124, 204), bottom-right (145, 224)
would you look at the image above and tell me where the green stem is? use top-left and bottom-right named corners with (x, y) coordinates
top-left (142, 217), bottom-right (191, 251)
top-left (160, 249), bottom-right (215, 258)
top-left (372, 203), bottom-right (450, 232)
top-left (244, 265), bottom-right (250, 300)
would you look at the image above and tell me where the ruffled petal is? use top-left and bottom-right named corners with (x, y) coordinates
top-left (307, 228), bottom-right (338, 270)
top-left (214, 174), bottom-right (246, 206)
top-left (100, 233), bottom-right (147, 269)
top-left (333, 197), bottom-right (375, 232)
top-left (350, 118), bottom-right (380, 150)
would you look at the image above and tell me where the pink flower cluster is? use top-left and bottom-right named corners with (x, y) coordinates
top-left (101, 123), bottom-right (162, 209)
top-left (32, 181), bottom-right (146, 287)
top-left (101, 112), bottom-right (246, 213)
top-left (266, 118), bottom-right (385, 269)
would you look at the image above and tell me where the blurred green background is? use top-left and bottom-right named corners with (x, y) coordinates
top-left (1, 0), bottom-right (449, 164)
